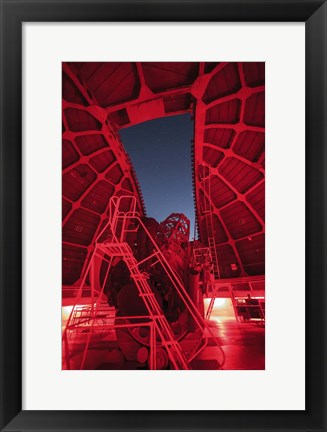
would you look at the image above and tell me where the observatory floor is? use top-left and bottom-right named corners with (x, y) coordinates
top-left (200, 318), bottom-right (265, 370)
top-left (65, 317), bottom-right (264, 370)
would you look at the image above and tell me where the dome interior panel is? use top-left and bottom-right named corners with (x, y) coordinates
top-left (62, 164), bottom-right (97, 201)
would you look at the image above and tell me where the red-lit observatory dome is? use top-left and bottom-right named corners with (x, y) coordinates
top-left (62, 62), bottom-right (265, 287)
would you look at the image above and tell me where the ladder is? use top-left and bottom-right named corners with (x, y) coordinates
top-left (206, 296), bottom-right (216, 319)
top-left (208, 237), bottom-right (220, 279)
top-left (199, 169), bottom-right (221, 280)
top-left (98, 242), bottom-right (190, 370)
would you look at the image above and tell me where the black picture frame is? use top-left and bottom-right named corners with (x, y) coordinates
top-left (0, 1), bottom-right (326, 431)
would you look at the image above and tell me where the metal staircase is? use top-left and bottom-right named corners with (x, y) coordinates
top-left (97, 242), bottom-right (190, 370)
top-left (63, 196), bottom-right (225, 370)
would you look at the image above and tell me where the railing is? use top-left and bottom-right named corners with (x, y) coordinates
top-left (63, 312), bottom-right (159, 370)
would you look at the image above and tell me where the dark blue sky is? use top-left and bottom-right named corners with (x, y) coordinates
top-left (120, 114), bottom-right (195, 239)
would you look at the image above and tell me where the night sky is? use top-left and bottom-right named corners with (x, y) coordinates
top-left (120, 114), bottom-right (196, 239)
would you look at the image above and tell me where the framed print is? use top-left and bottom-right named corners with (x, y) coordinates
top-left (0, 0), bottom-right (326, 431)
top-left (61, 60), bottom-right (265, 373)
